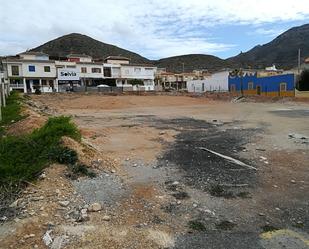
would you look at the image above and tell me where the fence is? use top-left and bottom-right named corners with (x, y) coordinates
top-left (0, 82), bottom-right (11, 122)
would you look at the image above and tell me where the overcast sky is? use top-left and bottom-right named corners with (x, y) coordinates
top-left (1, 0), bottom-right (309, 59)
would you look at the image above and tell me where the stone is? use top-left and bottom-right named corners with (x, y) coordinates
top-left (9, 199), bottom-right (19, 208)
top-left (111, 169), bottom-right (116, 173)
top-left (24, 234), bottom-right (35, 239)
top-left (43, 230), bottom-right (53, 246)
top-left (290, 180), bottom-right (296, 184)
top-left (102, 215), bottom-right (111, 221)
top-left (193, 203), bottom-right (198, 208)
top-left (59, 201), bottom-right (70, 207)
top-left (31, 196), bottom-right (44, 201)
top-left (88, 203), bottom-right (102, 212)
top-left (81, 209), bottom-right (87, 214)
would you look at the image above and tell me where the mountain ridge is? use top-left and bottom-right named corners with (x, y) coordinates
top-left (25, 23), bottom-right (309, 72)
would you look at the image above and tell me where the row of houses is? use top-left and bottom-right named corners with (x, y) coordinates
top-left (1, 51), bottom-right (307, 97)
top-left (1, 52), bottom-right (157, 93)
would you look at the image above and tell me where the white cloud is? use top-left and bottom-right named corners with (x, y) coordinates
top-left (0, 0), bottom-right (309, 58)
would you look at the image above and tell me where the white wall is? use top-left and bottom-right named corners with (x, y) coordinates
top-left (76, 64), bottom-right (103, 79)
top-left (187, 71), bottom-right (229, 92)
top-left (21, 61), bottom-right (56, 78)
top-left (121, 66), bottom-right (155, 80)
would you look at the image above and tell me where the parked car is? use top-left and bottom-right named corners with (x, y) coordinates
top-left (97, 84), bottom-right (110, 88)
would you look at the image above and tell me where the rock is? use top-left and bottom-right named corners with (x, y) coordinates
top-left (9, 199), bottom-right (19, 208)
top-left (39, 172), bottom-right (46, 180)
top-left (290, 180), bottom-right (296, 184)
top-left (159, 131), bottom-right (166, 135)
top-left (111, 169), bottom-right (116, 173)
top-left (43, 230), bottom-right (53, 246)
top-left (133, 163), bottom-right (138, 167)
top-left (259, 156), bottom-right (267, 161)
top-left (24, 234), bottom-right (35, 239)
top-left (81, 208), bottom-right (87, 214)
top-left (31, 196), bottom-right (44, 201)
top-left (88, 203), bottom-right (102, 212)
top-left (258, 213), bottom-right (265, 216)
top-left (102, 215), bottom-right (111, 221)
top-left (193, 203), bottom-right (198, 208)
top-left (176, 201), bottom-right (181, 205)
top-left (171, 181), bottom-right (179, 186)
top-left (59, 201), bottom-right (70, 207)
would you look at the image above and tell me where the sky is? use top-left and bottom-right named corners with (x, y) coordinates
top-left (0, 0), bottom-right (309, 59)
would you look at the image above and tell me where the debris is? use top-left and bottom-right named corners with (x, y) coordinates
top-left (102, 215), bottom-right (111, 221)
top-left (197, 147), bottom-right (257, 171)
top-left (43, 230), bottom-right (53, 246)
top-left (88, 203), bottom-right (102, 212)
top-left (24, 234), bottom-right (35, 239)
top-left (58, 201), bottom-right (70, 207)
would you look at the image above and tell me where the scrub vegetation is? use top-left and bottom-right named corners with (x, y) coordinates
top-left (0, 91), bottom-right (24, 135)
top-left (0, 116), bottom-right (81, 186)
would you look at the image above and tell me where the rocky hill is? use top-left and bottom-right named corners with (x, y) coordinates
top-left (31, 33), bottom-right (149, 64)
top-left (228, 24), bottom-right (309, 69)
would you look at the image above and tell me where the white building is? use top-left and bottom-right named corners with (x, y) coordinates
top-left (2, 53), bottom-right (157, 93)
top-left (187, 71), bottom-right (229, 93)
top-left (3, 52), bottom-right (57, 93)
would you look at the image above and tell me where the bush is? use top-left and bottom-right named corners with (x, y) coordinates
top-left (297, 69), bottom-right (309, 91)
top-left (0, 116), bottom-right (81, 185)
top-left (0, 91), bottom-right (24, 127)
top-left (49, 146), bottom-right (78, 165)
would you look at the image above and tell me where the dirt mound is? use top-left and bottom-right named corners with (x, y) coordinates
top-left (6, 108), bottom-right (47, 136)
top-left (60, 136), bottom-right (117, 171)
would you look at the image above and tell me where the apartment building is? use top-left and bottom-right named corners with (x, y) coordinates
top-left (156, 69), bottom-right (210, 90)
top-left (4, 52), bottom-right (57, 93)
top-left (2, 53), bottom-right (157, 92)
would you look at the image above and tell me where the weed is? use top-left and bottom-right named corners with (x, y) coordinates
top-left (261, 225), bottom-right (279, 232)
top-left (237, 191), bottom-right (251, 198)
top-left (49, 146), bottom-right (78, 165)
top-left (172, 191), bottom-right (190, 200)
top-left (188, 220), bottom-right (206, 231)
top-left (70, 163), bottom-right (96, 178)
top-left (209, 184), bottom-right (235, 198)
top-left (216, 220), bottom-right (236, 230)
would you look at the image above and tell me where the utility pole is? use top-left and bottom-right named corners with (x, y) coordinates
top-left (298, 48), bottom-right (301, 74)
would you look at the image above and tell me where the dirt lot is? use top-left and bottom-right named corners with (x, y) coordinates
top-left (1, 94), bottom-right (309, 249)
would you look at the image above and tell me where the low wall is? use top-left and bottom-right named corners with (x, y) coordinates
top-left (295, 90), bottom-right (309, 98)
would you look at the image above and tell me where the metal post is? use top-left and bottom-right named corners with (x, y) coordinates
top-left (298, 48), bottom-right (301, 74)
top-left (1, 84), bottom-right (5, 107)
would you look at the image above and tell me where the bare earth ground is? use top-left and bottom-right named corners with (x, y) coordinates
top-left (1, 94), bottom-right (309, 249)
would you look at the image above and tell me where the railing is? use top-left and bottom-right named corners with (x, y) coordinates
top-left (10, 84), bottom-right (24, 89)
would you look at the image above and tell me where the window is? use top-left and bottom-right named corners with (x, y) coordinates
top-left (103, 67), bottom-right (111, 77)
top-left (66, 65), bottom-right (76, 68)
top-left (42, 79), bottom-right (47, 85)
top-left (280, 82), bottom-right (287, 92)
top-left (134, 67), bottom-right (141, 73)
top-left (11, 65), bottom-right (19, 76)
top-left (145, 68), bottom-right (153, 71)
top-left (29, 65), bottom-right (35, 72)
top-left (248, 82), bottom-right (254, 90)
top-left (44, 66), bottom-right (51, 72)
top-left (92, 68), bottom-right (102, 73)
top-left (81, 67), bottom-right (87, 73)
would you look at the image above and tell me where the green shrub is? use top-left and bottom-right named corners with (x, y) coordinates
top-left (0, 91), bottom-right (24, 131)
top-left (48, 146), bottom-right (78, 165)
top-left (0, 116), bottom-right (81, 185)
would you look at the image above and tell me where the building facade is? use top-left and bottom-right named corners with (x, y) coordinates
top-left (2, 53), bottom-right (156, 93)
top-left (228, 72), bottom-right (295, 97)
top-left (187, 71), bottom-right (229, 93)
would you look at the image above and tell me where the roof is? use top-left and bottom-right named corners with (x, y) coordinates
top-left (4, 58), bottom-right (55, 63)
top-left (67, 53), bottom-right (92, 58)
top-left (19, 51), bottom-right (49, 56)
top-left (104, 56), bottom-right (130, 61)
top-left (121, 63), bottom-right (156, 67)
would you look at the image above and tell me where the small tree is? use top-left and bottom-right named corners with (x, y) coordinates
top-left (297, 69), bottom-right (309, 91)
